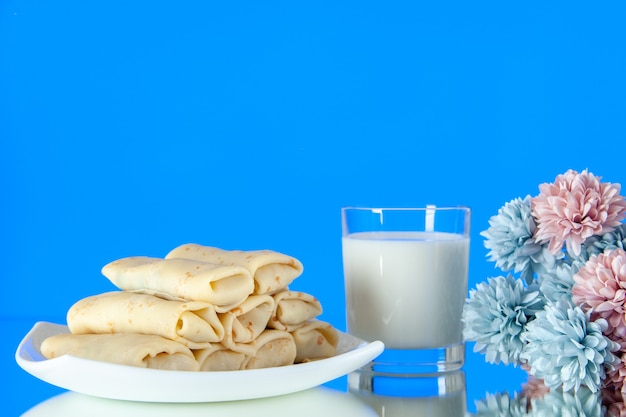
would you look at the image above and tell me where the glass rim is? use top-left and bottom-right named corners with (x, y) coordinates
top-left (341, 205), bottom-right (471, 212)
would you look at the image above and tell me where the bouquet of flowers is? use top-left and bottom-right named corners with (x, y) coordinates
top-left (463, 169), bottom-right (626, 416)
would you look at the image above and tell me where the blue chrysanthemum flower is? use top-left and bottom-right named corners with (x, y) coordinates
top-left (519, 299), bottom-right (620, 393)
top-left (463, 275), bottom-right (545, 365)
top-left (537, 262), bottom-right (575, 304)
top-left (528, 386), bottom-right (602, 417)
top-left (473, 391), bottom-right (528, 417)
top-left (572, 224), bottom-right (626, 264)
top-left (528, 246), bottom-right (566, 279)
top-left (481, 196), bottom-right (561, 284)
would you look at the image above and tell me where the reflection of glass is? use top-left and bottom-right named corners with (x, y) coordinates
top-left (348, 370), bottom-right (467, 417)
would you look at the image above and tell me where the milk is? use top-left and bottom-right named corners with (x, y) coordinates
top-left (342, 231), bottom-right (469, 349)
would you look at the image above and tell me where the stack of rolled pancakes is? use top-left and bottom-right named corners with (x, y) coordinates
top-left (40, 243), bottom-right (339, 372)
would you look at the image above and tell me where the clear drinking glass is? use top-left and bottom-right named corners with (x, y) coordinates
top-left (348, 370), bottom-right (467, 416)
top-left (341, 206), bottom-right (471, 375)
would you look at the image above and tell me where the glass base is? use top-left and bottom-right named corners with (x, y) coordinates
top-left (348, 370), bottom-right (467, 416)
top-left (361, 343), bottom-right (465, 376)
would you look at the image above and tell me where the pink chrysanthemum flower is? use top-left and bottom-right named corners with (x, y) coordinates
top-left (572, 248), bottom-right (626, 339)
top-left (604, 352), bottom-right (626, 394)
top-left (605, 399), bottom-right (626, 417)
top-left (522, 375), bottom-right (550, 400)
top-left (603, 385), bottom-right (626, 417)
top-left (531, 169), bottom-right (626, 257)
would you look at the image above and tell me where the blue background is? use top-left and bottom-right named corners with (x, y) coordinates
top-left (2, 0), bottom-right (625, 415)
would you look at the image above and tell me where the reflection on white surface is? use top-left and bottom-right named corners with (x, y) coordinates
top-left (22, 387), bottom-right (378, 417)
top-left (348, 371), bottom-right (467, 417)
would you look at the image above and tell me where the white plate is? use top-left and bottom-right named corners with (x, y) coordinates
top-left (16, 321), bottom-right (384, 403)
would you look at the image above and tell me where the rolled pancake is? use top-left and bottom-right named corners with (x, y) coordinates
top-left (67, 291), bottom-right (224, 348)
top-left (101, 256), bottom-right (254, 311)
top-left (219, 295), bottom-right (274, 349)
top-left (40, 332), bottom-right (200, 371)
top-left (193, 343), bottom-right (248, 371)
top-left (268, 290), bottom-right (323, 332)
top-left (165, 243), bottom-right (304, 294)
top-left (291, 320), bottom-right (339, 363)
top-left (241, 329), bottom-right (297, 370)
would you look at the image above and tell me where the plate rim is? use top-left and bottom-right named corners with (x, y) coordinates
top-left (16, 321), bottom-right (384, 402)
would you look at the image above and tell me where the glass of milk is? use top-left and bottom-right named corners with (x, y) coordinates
top-left (342, 206), bottom-right (470, 375)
